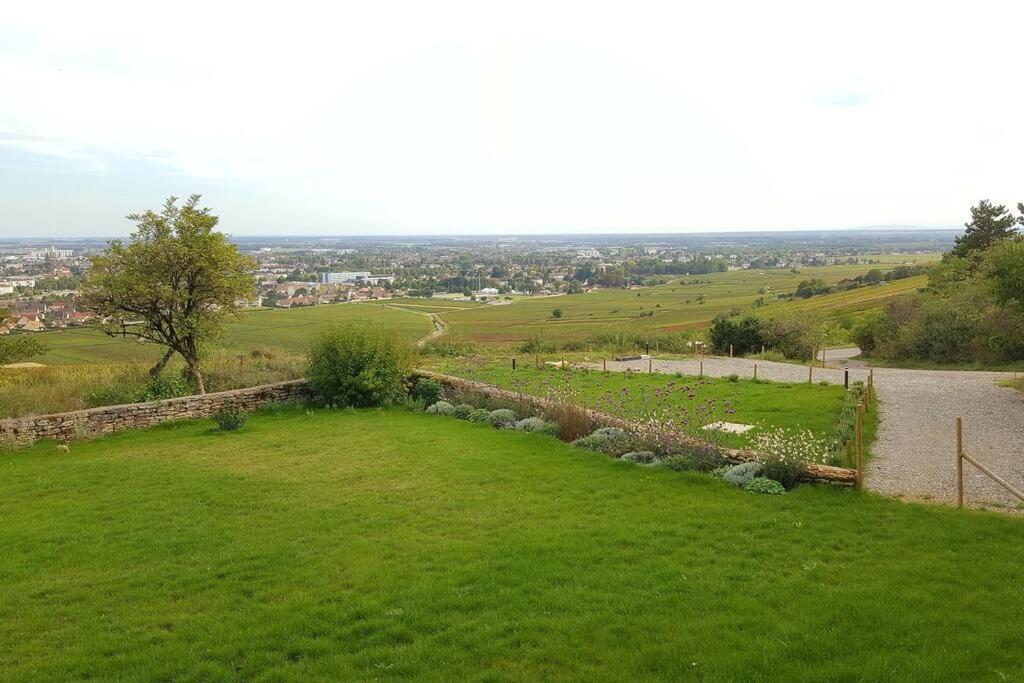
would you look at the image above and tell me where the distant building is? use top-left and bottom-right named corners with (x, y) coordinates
top-left (321, 271), bottom-right (371, 284)
top-left (321, 271), bottom-right (394, 285)
top-left (29, 247), bottom-right (74, 260)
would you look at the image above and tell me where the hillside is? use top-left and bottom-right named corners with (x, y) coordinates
top-left (2, 407), bottom-right (1022, 680)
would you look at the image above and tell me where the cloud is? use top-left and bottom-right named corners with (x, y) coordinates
top-left (1, 0), bottom-right (1022, 235)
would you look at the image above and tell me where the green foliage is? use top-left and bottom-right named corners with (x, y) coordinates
top-left (727, 373), bottom-right (739, 383)
top-left (551, 308), bottom-right (563, 319)
top-left (467, 408), bottom-right (491, 422)
top-left (485, 408), bottom-right (518, 428)
top-left (514, 417), bottom-right (558, 435)
top-left (709, 313), bottom-right (763, 355)
top-left (425, 400), bottom-right (455, 415)
top-left (409, 378), bottom-right (443, 406)
top-left (0, 335), bottom-right (48, 366)
top-left (744, 477), bottom-right (786, 495)
top-left (80, 195), bottom-right (257, 393)
top-left (620, 450), bottom-right (659, 465)
top-left (760, 457), bottom-right (803, 490)
top-left (451, 403), bottom-right (476, 419)
top-left (571, 427), bottom-right (632, 455)
top-left (660, 455), bottom-right (701, 471)
top-left (307, 323), bottom-right (413, 408)
top-left (723, 461), bottom-right (763, 487)
top-left (211, 402), bottom-right (247, 431)
top-left (85, 369), bottom-right (193, 407)
top-left (950, 199), bottom-right (1020, 257)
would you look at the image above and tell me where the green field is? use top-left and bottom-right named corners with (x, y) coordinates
top-left (33, 302), bottom-right (436, 365)
top-left (25, 257), bottom-right (933, 365)
top-left (438, 258), bottom-right (934, 346)
top-left (1, 407), bottom-right (1021, 680)
top-left (441, 364), bottom-right (876, 453)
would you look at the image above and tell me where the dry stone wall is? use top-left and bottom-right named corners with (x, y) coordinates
top-left (0, 380), bottom-right (311, 444)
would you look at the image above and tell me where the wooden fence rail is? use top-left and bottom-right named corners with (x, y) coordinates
top-left (955, 417), bottom-right (1024, 508)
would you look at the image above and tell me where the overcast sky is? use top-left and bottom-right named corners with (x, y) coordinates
top-left (1, 1), bottom-right (1021, 237)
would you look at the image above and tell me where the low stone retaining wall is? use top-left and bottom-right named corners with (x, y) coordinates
top-left (413, 370), bottom-right (857, 487)
top-left (0, 380), bottom-right (311, 444)
top-left (2, 370), bottom-right (856, 487)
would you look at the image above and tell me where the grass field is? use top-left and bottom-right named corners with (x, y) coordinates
top-left (440, 364), bottom-right (876, 453)
top-left (1, 407), bottom-right (1021, 680)
top-left (438, 258), bottom-right (934, 346)
top-left (32, 301), bottom-right (435, 365)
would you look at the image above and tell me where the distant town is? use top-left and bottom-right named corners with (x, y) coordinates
top-left (0, 229), bottom-right (954, 335)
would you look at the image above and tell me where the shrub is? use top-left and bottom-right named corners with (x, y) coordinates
top-left (544, 401), bottom-right (594, 442)
top-left (467, 408), bottom-right (491, 423)
top-left (486, 409), bottom-right (518, 428)
top-left (307, 323), bottom-right (413, 408)
top-left (723, 461), bottom-right (764, 487)
top-left (571, 427), bottom-right (632, 455)
top-left (744, 477), bottom-right (786, 495)
top-left (727, 374), bottom-right (739, 383)
top-left (409, 378), bottom-right (443, 406)
top-left (514, 417), bottom-right (558, 435)
top-left (761, 458), bottom-right (804, 489)
top-left (451, 403), bottom-right (476, 419)
top-left (85, 368), bottom-right (193, 408)
top-left (660, 455), bottom-right (700, 472)
top-left (621, 450), bottom-right (659, 465)
top-left (212, 402), bottom-right (246, 431)
top-left (426, 400), bottom-right (455, 415)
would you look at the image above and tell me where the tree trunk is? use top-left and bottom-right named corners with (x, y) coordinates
top-left (188, 361), bottom-right (206, 395)
top-left (149, 346), bottom-right (176, 378)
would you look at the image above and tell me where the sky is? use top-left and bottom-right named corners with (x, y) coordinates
top-left (1, 1), bottom-right (1022, 237)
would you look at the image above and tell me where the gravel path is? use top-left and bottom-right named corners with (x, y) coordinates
top-left (589, 355), bottom-right (1024, 509)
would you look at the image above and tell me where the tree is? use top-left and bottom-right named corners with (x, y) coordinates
top-left (551, 308), bottom-right (563, 319)
top-left (950, 199), bottom-right (1019, 257)
top-left (0, 335), bottom-right (48, 365)
top-left (81, 195), bottom-right (256, 394)
top-left (984, 239), bottom-right (1024, 311)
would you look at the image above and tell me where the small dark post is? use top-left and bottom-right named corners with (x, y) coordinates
top-left (645, 342), bottom-right (650, 355)
top-left (512, 357), bottom-right (517, 371)
top-left (844, 369), bottom-right (849, 389)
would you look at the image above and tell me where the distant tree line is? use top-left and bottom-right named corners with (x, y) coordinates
top-left (855, 199), bottom-right (1024, 363)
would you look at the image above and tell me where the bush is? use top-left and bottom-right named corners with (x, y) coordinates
top-left (660, 455), bottom-right (700, 472)
top-left (85, 369), bottom-right (193, 407)
top-left (486, 409), bottom-right (518, 428)
top-left (307, 323), bottom-right (412, 408)
top-left (514, 417), bottom-right (558, 435)
top-left (425, 400), bottom-right (455, 415)
top-left (544, 401), bottom-right (594, 442)
top-left (451, 403), bottom-right (476, 419)
top-left (212, 401), bottom-right (246, 431)
top-left (409, 378), bottom-right (443, 406)
top-left (621, 450), bottom-right (659, 465)
top-left (727, 374), bottom-right (739, 383)
top-left (571, 427), bottom-right (632, 455)
top-left (467, 408), bottom-right (491, 423)
top-left (723, 461), bottom-right (764, 487)
top-left (744, 477), bottom-right (786, 495)
top-left (761, 458), bottom-right (804, 489)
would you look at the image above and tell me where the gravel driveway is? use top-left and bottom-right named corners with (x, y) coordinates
top-left (589, 355), bottom-right (1024, 509)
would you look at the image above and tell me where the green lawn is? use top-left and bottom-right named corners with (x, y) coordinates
top-left (1, 408), bottom-right (1019, 680)
top-left (440, 364), bottom-right (875, 453)
top-left (33, 301), bottom-right (433, 365)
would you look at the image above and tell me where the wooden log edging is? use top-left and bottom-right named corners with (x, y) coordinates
top-left (412, 370), bottom-right (857, 487)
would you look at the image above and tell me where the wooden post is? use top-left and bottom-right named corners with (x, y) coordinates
top-left (808, 364), bottom-right (813, 383)
top-left (648, 357), bottom-right (653, 374)
top-left (753, 363), bottom-right (758, 380)
top-left (867, 369), bottom-right (874, 408)
top-left (761, 344), bottom-right (765, 356)
top-left (602, 357), bottom-right (607, 372)
top-left (729, 344), bottom-right (733, 358)
top-left (855, 402), bottom-right (864, 488)
top-left (956, 417), bottom-right (963, 509)
top-left (512, 357), bottom-right (517, 371)
top-left (699, 360), bottom-right (703, 377)
top-left (821, 348), bottom-right (826, 368)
